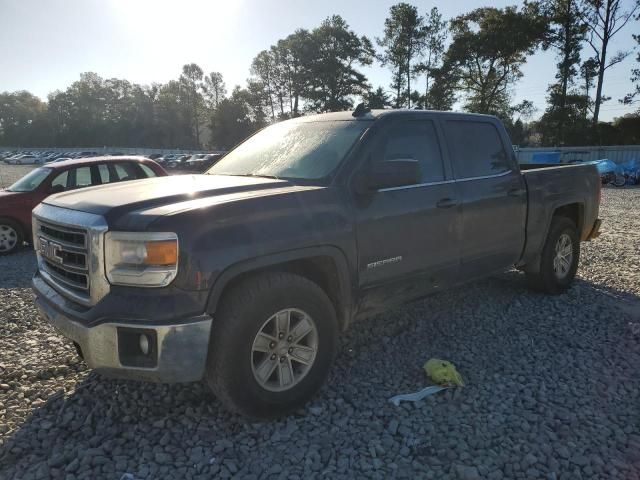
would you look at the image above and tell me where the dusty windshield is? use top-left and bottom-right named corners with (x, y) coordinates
top-left (207, 120), bottom-right (370, 181)
top-left (7, 168), bottom-right (51, 192)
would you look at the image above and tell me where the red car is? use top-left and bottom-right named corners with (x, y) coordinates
top-left (0, 156), bottom-right (167, 255)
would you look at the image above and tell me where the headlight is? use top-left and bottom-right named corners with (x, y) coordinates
top-left (105, 232), bottom-right (178, 287)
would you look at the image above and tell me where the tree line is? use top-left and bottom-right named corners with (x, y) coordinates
top-left (1, 0), bottom-right (639, 150)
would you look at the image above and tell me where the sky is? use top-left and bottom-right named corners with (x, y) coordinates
top-left (0, 0), bottom-right (638, 121)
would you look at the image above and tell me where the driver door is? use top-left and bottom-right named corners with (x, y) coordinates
top-left (353, 117), bottom-right (461, 314)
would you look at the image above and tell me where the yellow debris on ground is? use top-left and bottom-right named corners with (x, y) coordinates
top-left (424, 358), bottom-right (464, 387)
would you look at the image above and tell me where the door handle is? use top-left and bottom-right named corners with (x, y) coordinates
top-left (436, 198), bottom-right (458, 209)
top-left (507, 188), bottom-right (526, 197)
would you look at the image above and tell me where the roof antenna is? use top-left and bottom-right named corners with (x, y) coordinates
top-left (352, 102), bottom-right (371, 117)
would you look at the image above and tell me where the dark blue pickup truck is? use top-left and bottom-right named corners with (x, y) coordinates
top-left (32, 108), bottom-right (601, 418)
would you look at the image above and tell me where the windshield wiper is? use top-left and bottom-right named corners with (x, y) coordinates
top-left (212, 173), bottom-right (281, 180)
top-left (242, 173), bottom-right (281, 180)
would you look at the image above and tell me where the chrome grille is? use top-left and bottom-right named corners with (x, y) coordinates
top-left (33, 204), bottom-right (110, 307)
top-left (36, 220), bottom-right (90, 296)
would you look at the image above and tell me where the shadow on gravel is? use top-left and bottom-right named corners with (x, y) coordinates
top-left (1, 271), bottom-right (639, 479)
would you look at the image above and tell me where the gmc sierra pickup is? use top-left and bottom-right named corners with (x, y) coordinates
top-left (32, 108), bottom-right (601, 418)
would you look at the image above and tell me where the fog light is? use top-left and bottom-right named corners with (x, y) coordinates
top-left (139, 334), bottom-right (150, 355)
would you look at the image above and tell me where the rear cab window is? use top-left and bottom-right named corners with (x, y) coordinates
top-left (444, 120), bottom-right (511, 179)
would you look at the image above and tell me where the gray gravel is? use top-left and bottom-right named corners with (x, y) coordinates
top-left (0, 164), bottom-right (39, 189)
top-left (1, 186), bottom-right (639, 480)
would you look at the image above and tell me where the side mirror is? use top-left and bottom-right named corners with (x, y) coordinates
top-left (357, 159), bottom-right (421, 193)
top-left (49, 184), bottom-right (65, 194)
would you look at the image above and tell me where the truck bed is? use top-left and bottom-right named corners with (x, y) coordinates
top-left (519, 161), bottom-right (600, 266)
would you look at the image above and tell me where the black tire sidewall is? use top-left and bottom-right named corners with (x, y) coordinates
top-left (0, 219), bottom-right (24, 255)
top-left (208, 275), bottom-right (338, 418)
top-left (540, 218), bottom-right (580, 293)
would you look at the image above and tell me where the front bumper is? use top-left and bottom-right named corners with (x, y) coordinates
top-left (34, 278), bottom-right (213, 383)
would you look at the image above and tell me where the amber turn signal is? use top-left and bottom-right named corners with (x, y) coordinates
top-left (144, 240), bottom-right (177, 265)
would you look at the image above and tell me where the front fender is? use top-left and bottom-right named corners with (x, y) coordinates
top-left (205, 245), bottom-right (354, 328)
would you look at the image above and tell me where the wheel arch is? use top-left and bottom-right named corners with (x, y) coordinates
top-left (206, 246), bottom-right (354, 331)
top-left (0, 215), bottom-right (25, 233)
top-left (522, 201), bottom-right (584, 274)
top-left (552, 202), bottom-right (584, 236)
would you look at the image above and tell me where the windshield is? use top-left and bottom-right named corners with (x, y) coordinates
top-left (8, 167), bottom-right (52, 192)
top-left (207, 120), bottom-right (370, 181)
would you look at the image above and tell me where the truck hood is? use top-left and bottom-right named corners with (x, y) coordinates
top-left (43, 174), bottom-right (319, 221)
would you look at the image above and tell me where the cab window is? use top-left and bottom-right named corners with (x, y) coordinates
top-left (377, 119), bottom-right (445, 183)
top-left (444, 121), bottom-right (511, 179)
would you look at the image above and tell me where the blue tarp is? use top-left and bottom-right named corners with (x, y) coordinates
top-left (531, 151), bottom-right (561, 164)
top-left (590, 159), bottom-right (621, 174)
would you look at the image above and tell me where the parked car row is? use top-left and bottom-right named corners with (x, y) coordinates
top-left (156, 153), bottom-right (223, 171)
top-left (1, 150), bottom-right (106, 164)
top-left (0, 150), bottom-right (226, 170)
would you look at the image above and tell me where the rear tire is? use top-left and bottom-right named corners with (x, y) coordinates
top-left (525, 217), bottom-right (580, 295)
top-left (205, 272), bottom-right (338, 419)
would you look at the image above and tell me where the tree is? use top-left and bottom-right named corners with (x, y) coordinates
top-left (539, 89), bottom-right (591, 144)
top-left (203, 72), bottom-right (227, 109)
top-left (621, 11), bottom-right (640, 111)
top-left (445, 5), bottom-right (548, 117)
top-left (415, 7), bottom-right (447, 109)
top-left (304, 15), bottom-right (374, 112)
top-left (426, 63), bottom-right (458, 110)
top-left (250, 50), bottom-right (278, 119)
top-left (278, 30), bottom-right (313, 116)
top-left (542, 0), bottom-right (587, 142)
top-left (580, 57), bottom-right (599, 118)
top-left (364, 86), bottom-right (392, 109)
top-left (579, 0), bottom-right (640, 125)
top-left (179, 63), bottom-right (205, 147)
top-left (209, 87), bottom-right (266, 149)
top-left (378, 3), bottom-right (426, 108)
top-left (0, 91), bottom-right (50, 146)
top-left (155, 80), bottom-right (193, 149)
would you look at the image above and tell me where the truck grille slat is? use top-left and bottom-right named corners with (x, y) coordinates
top-left (43, 260), bottom-right (89, 291)
top-left (36, 220), bottom-right (91, 301)
top-left (40, 224), bottom-right (86, 247)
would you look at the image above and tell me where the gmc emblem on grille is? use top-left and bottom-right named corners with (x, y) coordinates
top-left (39, 237), bottom-right (63, 264)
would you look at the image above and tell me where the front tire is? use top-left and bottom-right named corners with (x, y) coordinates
top-left (0, 219), bottom-right (24, 255)
top-left (526, 217), bottom-right (580, 294)
top-left (206, 272), bottom-right (338, 419)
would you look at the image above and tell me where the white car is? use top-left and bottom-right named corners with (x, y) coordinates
top-left (8, 154), bottom-right (40, 165)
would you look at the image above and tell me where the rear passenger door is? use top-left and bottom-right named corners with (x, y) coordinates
top-left (442, 118), bottom-right (526, 279)
top-left (354, 117), bottom-right (461, 312)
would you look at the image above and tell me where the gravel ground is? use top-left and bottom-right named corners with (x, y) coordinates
top-left (1, 179), bottom-right (639, 479)
top-left (0, 164), bottom-right (39, 188)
